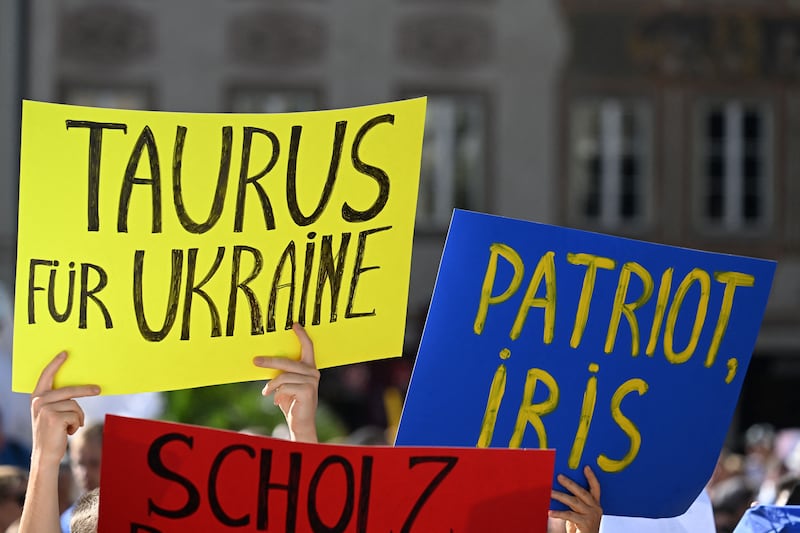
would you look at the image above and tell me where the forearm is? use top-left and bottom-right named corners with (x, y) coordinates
top-left (289, 424), bottom-right (318, 443)
top-left (17, 453), bottom-right (62, 533)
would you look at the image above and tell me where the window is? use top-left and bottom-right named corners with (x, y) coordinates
top-left (569, 98), bottom-right (651, 230)
top-left (61, 86), bottom-right (150, 110)
top-left (228, 88), bottom-right (319, 113)
top-left (416, 94), bottom-right (486, 230)
top-left (699, 100), bottom-right (771, 231)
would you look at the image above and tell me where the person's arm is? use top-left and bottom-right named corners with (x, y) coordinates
top-left (549, 465), bottom-right (603, 533)
top-left (17, 352), bottom-right (100, 533)
top-left (253, 323), bottom-right (320, 443)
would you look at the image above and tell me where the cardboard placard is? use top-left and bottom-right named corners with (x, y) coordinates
top-left (14, 98), bottom-right (425, 394)
top-left (100, 415), bottom-right (556, 532)
top-left (396, 210), bottom-right (776, 518)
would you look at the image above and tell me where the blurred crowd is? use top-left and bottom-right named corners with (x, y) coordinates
top-left (708, 423), bottom-right (800, 532)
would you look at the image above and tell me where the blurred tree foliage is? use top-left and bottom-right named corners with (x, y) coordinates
top-left (161, 381), bottom-right (348, 442)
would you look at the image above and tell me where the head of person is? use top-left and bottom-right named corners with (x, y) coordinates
top-left (745, 423), bottom-right (776, 457)
top-left (711, 475), bottom-right (756, 533)
top-left (70, 487), bottom-right (99, 533)
top-left (0, 465), bottom-right (27, 532)
top-left (69, 422), bottom-right (103, 494)
top-left (775, 473), bottom-right (800, 506)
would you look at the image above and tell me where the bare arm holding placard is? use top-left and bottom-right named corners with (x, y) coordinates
top-left (18, 352), bottom-right (100, 533)
top-left (253, 322), bottom-right (320, 443)
top-left (549, 465), bottom-right (603, 533)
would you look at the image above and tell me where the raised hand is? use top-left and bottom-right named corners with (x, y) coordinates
top-left (549, 465), bottom-right (603, 533)
top-left (253, 323), bottom-right (320, 443)
top-left (30, 351), bottom-right (101, 465)
top-left (19, 351), bottom-right (100, 533)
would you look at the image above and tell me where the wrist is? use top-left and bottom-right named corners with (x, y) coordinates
top-left (30, 447), bottom-right (65, 469)
top-left (290, 428), bottom-right (318, 444)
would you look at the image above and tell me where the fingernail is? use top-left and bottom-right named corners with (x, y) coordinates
top-left (93, 386), bottom-right (101, 394)
top-left (58, 351), bottom-right (68, 358)
top-left (253, 357), bottom-right (265, 365)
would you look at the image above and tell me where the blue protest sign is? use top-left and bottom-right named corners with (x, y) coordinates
top-left (395, 210), bottom-right (776, 518)
top-left (733, 505), bottom-right (800, 533)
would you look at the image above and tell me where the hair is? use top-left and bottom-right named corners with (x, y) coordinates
top-left (0, 465), bottom-right (27, 505)
top-left (776, 473), bottom-right (800, 505)
top-left (71, 421), bottom-right (104, 449)
top-left (70, 487), bottom-right (99, 533)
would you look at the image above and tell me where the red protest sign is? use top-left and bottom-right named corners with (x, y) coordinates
top-left (99, 415), bottom-right (555, 532)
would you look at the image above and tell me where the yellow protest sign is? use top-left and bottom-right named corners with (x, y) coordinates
top-left (14, 98), bottom-right (425, 394)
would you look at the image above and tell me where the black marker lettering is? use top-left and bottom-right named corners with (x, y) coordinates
top-left (342, 114), bottom-right (393, 222)
top-left (235, 127), bottom-right (279, 232)
top-left (208, 444), bottom-right (255, 527)
top-left (133, 250), bottom-right (182, 341)
top-left (313, 233), bottom-right (351, 325)
top-left (307, 456), bottom-right (355, 533)
top-left (181, 247), bottom-right (225, 340)
top-left (65, 120), bottom-right (128, 232)
top-left (27, 259), bottom-right (52, 324)
top-left (226, 245), bottom-right (264, 336)
top-left (286, 121), bottom-right (346, 226)
top-left (146, 433), bottom-right (200, 519)
top-left (172, 125), bottom-right (232, 233)
top-left (48, 261), bottom-right (76, 323)
top-left (266, 241), bottom-right (296, 333)
top-left (119, 126), bottom-right (162, 233)
top-left (79, 263), bottom-right (113, 329)
top-left (345, 226), bottom-right (391, 319)
top-left (257, 450), bottom-right (301, 532)
top-left (400, 456), bottom-right (458, 533)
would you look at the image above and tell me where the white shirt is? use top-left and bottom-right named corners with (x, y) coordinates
top-left (599, 490), bottom-right (715, 533)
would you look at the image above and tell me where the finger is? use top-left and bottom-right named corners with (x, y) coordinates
top-left (49, 400), bottom-right (86, 430)
top-left (292, 322), bottom-right (316, 368)
top-left (35, 385), bottom-right (101, 404)
top-left (548, 509), bottom-right (583, 525)
top-left (551, 489), bottom-right (585, 513)
top-left (38, 406), bottom-right (83, 436)
top-left (263, 373), bottom-right (318, 395)
top-left (557, 473), bottom-right (595, 508)
top-left (254, 356), bottom-right (320, 378)
top-left (584, 465), bottom-right (601, 502)
top-left (63, 411), bottom-right (83, 435)
top-left (32, 351), bottom-right (68, 396)
top-left (272, 383), bottom-right (316, 406)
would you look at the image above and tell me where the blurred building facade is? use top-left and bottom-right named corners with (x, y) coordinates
top-left (0, 0), bottom-right (22, 291)
top-left (2, 0), bottom-right (799, 432)
top-left (558, 1), bottom-right (800, 434)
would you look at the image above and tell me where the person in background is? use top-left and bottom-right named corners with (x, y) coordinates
top-left (0, 466), bottom-right (27, 533)
top-left (598, 489), bottom-right (716, 533)
top-left (711, 475), bottom-right (757, 533)
top-left (0, 282), bottom-right (31, 452)
top-left (18, 322), bottom-right (321, 533)
top-left (0, 414), bottom-right (30, 472)
top-left (59, 422), bottom-right (102, 533)
top-left (56, 461), bottom-right (75, 521)
top-left (67, 488), bottom-right (98, 533)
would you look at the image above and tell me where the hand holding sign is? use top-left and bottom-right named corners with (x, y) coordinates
top-left (253, 322), bottom-right (320, 443)
top-left (20, 351), bottom-right (100, 533)
top-left (30, 351), bottom-right (101, 464)
top-left (550, 465), bottom-right (603, 533)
